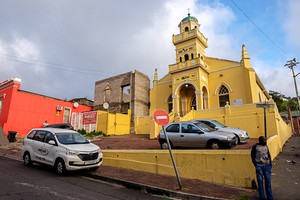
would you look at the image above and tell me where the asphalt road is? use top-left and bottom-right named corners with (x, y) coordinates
top-left (0, 156), bottom-right (163, 200)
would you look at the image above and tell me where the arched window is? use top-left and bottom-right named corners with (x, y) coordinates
top-left (219, 85), bottom-right (229, 107)
top-left (184, 54), bottom-right (189, 61)
top-left (179, 57), bottom-right (182, 62)
top-left (191, 53), bottom-right (194, 59)
top-left (185, 27), bottom-right (189, 32)
top-left (191, 96), bottom-right (196, 110)
top-left (168, 95), bottom-right (173, 113)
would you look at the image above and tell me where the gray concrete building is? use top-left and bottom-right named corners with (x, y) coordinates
top-left (93, 70), bottom-right (150, 127)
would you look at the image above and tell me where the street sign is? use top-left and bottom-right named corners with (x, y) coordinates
top-left (256, 103), bottom-right (275, 108)
top-left (153, 109), bottom-right (170, 126)
top-left (153, 109), bottom-right (182, 189)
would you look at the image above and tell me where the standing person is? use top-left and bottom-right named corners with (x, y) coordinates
top-left (43, 120), bottom-right (48, 127)
top-left (251, 136), bottom-right (273, 200)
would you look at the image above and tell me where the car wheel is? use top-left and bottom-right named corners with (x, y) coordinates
top-left (207, 140), bottom-right (222, 149)
top-left (235, 134), bottom-right (241, 144)
top-left (160, 140), bottom-right (172, 149)
top-left (161, 141), bottom-right (168, 149)
top-left (55, 159), bottom-right (67, 176)
top-left (23, 152), bottom-right (32, 166)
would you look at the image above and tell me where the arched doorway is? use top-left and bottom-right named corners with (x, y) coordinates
top-left (202, 86), bottom-right (208, 109)
top-left (179, 83), bottom-right (196, 116)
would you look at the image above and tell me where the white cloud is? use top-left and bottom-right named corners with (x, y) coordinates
top-left (253, 59), bottom-right (295, 97)
top-left (0, 0), bottom-right (298, 100)
top-left (283, 0), bottom-right (300, 51)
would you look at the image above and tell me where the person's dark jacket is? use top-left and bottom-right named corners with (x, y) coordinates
top-left (251, 143), bottom-right (272, 166)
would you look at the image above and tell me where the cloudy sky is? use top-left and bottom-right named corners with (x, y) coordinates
top-left (0, 0), bottom-right (299, 100)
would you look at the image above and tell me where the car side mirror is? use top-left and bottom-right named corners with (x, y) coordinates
top-left (48, 140), bottom-right (56, 145)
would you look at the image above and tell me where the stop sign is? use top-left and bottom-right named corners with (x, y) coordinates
top-left (153, 109), bottom-right (170, 126)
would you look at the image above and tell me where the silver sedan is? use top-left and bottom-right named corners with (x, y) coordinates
top-left (158, 122), bottom-right (238, 149)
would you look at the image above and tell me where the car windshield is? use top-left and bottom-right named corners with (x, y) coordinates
top-left (212, 120), bottom-right (227, 128)
top-left (56, 132), bottom-right (89, 144)
top-left (193, 122), bottom-right (213, 132)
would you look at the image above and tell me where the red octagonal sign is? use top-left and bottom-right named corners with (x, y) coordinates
top-left (153, 109), bottom-right (170, 126)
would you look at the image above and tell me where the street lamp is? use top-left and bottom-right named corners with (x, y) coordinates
top-left (285, 58), bottom-right (300, 133)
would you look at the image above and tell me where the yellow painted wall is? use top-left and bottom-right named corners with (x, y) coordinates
top-left (102, 149), bottom-right (255, 188)
top-left (101, 124), bottom-right (292, 188)
top-left (150, 74), bottom-right (172, 115)
top-left (142, 101), bottom-right (293, 141)
top-left (134, 116), bottom-right (152, 135)
top-left (96, 110), bottom-right (130, 135)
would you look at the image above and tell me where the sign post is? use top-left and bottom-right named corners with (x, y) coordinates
top-left (153, 109), bottom-right (182, 190)
top-left (256, 102), bottom-right (275, 138)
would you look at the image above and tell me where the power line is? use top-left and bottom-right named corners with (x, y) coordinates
top-left (0, 53), bottom-right (118, 77)
top-left (229, 0), bottom-right (290, 57)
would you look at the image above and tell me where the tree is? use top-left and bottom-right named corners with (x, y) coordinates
top-left (268, 90), bottom-right (298, 112)
top-left (269, 90), bottom-right (285, 112)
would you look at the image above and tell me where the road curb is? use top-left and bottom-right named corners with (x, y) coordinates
top-left (84, 172), bottom-right (227, 200)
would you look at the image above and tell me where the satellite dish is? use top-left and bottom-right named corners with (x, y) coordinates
top-left (73, 102), bottom-right (79, 108)
top-left (103, 102), bottom-right (109, 110)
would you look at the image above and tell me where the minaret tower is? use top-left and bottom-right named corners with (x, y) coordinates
top-left (172, 12), bottom-right (208, 64)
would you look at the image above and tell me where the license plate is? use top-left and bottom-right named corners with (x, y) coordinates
top-left (85, 160), bottom-right (97, 165)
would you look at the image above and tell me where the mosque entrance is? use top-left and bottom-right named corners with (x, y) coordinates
top-left (179, 83), bottom-right (196, 116)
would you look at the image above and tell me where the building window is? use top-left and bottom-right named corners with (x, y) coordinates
top-left (122, 85), bottom-right (130, 94)
top-left (104, 84), bottom-right (111, 102)
top-left (63, 107), bottom-right (71, 123)
top-left (168, 95), bottom-right (173, 113)
top-left (259, 92), bottom-right (262, 102)
top-left (219, 85), bottom-right (229, 107)
top-left (191, 96), bottom-right (196, 110)
top-left (121, 102), bottom-right (130, 114)
top-left (179, 57), bottom-right (182, 62)
top-left (185, 27), bottom-right (189, 32)
top-left (191, 53), bottom-right (194, 59)
top-left (184, 54), bottom-right (189, 61)
top-left (121, 85), bottom-right (131, 104)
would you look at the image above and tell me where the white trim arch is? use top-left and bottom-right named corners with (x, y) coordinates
top-left (214, 82), bottom-right (233, 95)
top-left (174, 82), bottom-right (198, 95)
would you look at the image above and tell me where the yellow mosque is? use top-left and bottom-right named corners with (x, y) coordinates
top-left (94, 13), bottom-right (292, 188)
top-left (150, 13), bottom-right (270, 116)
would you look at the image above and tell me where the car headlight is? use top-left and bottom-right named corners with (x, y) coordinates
top-left (226, 136), bottom-right (232, 141)
top-left (238, 132), bottom-right (247, 137)
top-left (66, 149), bottom-right (79, 156)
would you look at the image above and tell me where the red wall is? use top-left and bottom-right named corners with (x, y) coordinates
top-left (0, 79), bottom-right (92, 137)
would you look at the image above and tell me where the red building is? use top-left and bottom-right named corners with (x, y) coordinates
top-left (0, 78), bottom-right (92, 137)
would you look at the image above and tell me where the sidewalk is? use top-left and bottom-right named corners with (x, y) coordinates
top-left (1, 136), bottom-right (299, 199)
top-left (271, 135), bottom-right (300, 200)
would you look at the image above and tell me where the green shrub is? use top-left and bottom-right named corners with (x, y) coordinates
top-left (77, 129), bottom-right (87, 135)
top-left (77, 129), bottom-right (108, 137)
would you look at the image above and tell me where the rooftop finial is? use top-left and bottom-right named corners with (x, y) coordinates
top-left (188, 8), bottom-right (190, 16)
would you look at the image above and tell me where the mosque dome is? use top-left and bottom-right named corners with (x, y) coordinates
top-left (181, 13), bottom-right (198, 23)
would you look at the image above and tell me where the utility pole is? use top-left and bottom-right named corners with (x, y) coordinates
top-left (285, 58), bottom-right (300, 134)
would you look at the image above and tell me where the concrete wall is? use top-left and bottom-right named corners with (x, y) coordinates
top-left (137, 102), bottom-right (293, 140)
top-left (102, 125), bottom-right (292, 188)
top-left (102, 149), bottom-right (255, 188)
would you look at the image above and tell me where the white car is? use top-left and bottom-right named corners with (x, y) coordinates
top-left (22, 128), bottom-right (103, 175)
top-left (190, 119), bottom-right (249, 144)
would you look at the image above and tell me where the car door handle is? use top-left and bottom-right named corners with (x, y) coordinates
top-left (180, 135), bottom-right (184, 137)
